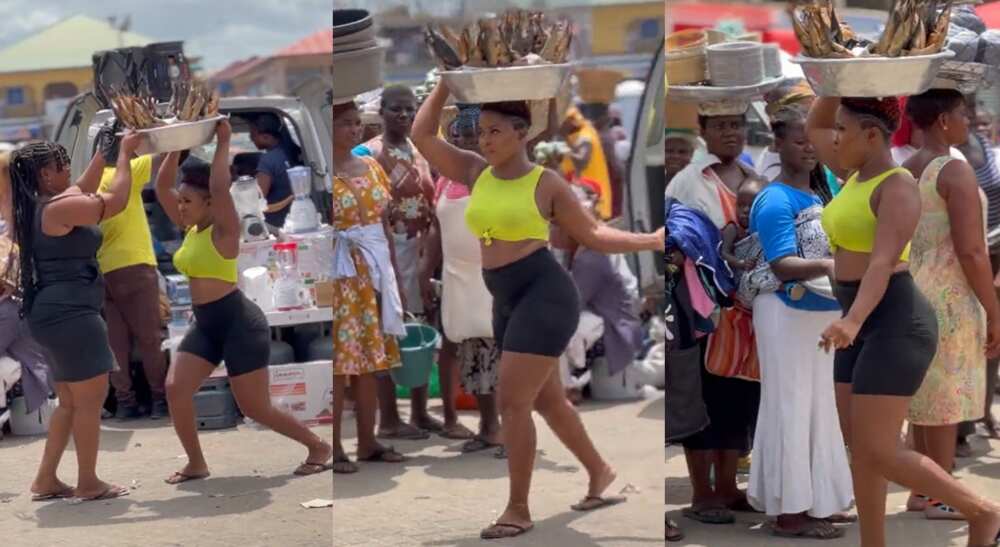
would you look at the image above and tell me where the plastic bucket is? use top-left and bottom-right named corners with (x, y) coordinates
top-left (391, 322), bottom-right (439, 388)
top-left (395, 363), bottom-right (441, 399)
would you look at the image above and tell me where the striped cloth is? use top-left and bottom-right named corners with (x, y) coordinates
top-left (705, 306), bottom-right (760, 382)
top-left (973, 133), bottom-right (1000, 232)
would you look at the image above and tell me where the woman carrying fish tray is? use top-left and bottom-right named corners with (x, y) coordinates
top-left (416, 9), bottom-right (663, 541)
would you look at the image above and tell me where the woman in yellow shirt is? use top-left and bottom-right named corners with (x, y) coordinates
top-left (412, 83), bottom-right (663, 540)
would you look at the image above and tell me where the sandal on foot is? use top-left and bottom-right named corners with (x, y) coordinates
top-left (771, 520), bottom-right (844, 540)
top-left (461, 436), bottom-right (501, 454)
top-left (164, 471), bottom-right (210, 485)
top-left (377, 426), bottom-right (430, 441)
top-left (440, 423), bottom-right (475, 440)
top-left (493, 446), bottom-right (507, 459)
top-left (666, 519), bottom-right (684, 542)
top-left (824, 512), bottom-right (858, 524)
top-left (332, 456), bottom-right (358, 474)
top-left (31, 487), bottom-right (75, 502)
top-left (78, 485), bottom-right (130, 502)
top-left (572, 495), bottom-right (628, 511)
top-left (294, 461), bottom-right (333, 476)
top-left (924, 500), bottom-right (965, 521)
top-left (480, 522), bottom-right (534, 540)
top-left (682, 506), bottom-right (735, 524)
top-left (358, 446), bottom-right (405, 463)
top-left (727, 495), bottom-right (760, 513)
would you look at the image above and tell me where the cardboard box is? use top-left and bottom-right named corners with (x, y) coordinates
top-left (314, 281), bottom-right (334, 308)
top-left (268, 361), bottom-right (332, 426)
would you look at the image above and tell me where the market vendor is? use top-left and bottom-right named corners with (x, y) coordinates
top-left (96, 128), bottom-right (168, 420)
top-left (248, 113), bottom-right (303, 227)
top-left (559, 106), bottom-right (613, 220)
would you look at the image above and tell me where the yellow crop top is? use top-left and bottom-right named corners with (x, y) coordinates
top-left (821, 167), bottom-right (911, 262)
top-left (172, 225), bottom-right (238, 283)
top-left (465, 165), bottom-right (550, 245)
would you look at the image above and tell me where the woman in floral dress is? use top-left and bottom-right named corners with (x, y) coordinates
top-left (904, 90), bottom-right (1000, 518)
top-left (330, 100), bottom-right (407, 474)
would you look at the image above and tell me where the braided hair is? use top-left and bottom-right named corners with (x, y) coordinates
top-left (8, 141), bottom-right (70, 315)
top-left (771, 105), bottom-right (834, 204)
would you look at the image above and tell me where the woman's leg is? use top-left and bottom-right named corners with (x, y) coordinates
top-left (850, 394), bottom-right (1000, 547)
top-left (492, 350), bottom-right (556, 529)
top-left (164, 352), bottom-right (216, 481)
top-left (333, 374), bottom-right (348, 458)
top-left (376, 374), bottom-right (426, 438)
top-left (912, 423), bottom-right (963, 518)
top-left (435, 339), bottom-right (470, 437)
top-left (684, 448), bottom-right (717, 507)
top-left (66, 373), bottom-right (122, 498)
top-left (31, 382), bottom-right (74, 496)
top-left (229, 367), bottom-right (332, 469)
top-left (532, 364), bottom-right (614, 496)
top-left (477, 393), bottom-right (501, 443)
top-left (355, 372), bottom-right (402, 460)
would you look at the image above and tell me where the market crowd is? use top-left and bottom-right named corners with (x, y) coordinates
top-left (665, 76), bottom-right (1000, 546)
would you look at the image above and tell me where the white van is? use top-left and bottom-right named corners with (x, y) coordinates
top-left (622, 39), bottom-right (665, 297)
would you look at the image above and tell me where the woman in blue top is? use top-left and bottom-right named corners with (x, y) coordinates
top-left (746, 106), bottom-right (854, 540)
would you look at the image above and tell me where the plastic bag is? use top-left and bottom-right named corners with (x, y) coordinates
top-left (952, 5), bottom-right (987, 35)
top-left (946, 27), bottom-right (981, 62)
top-left (978, 30), bottom-right (1000, 66)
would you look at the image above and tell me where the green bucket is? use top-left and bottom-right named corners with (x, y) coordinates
top-left (391, 322), bottom-right (439, 389)
top-left (396, 363), bottom-right (440, 399)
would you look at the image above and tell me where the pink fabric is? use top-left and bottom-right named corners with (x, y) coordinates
top-left (684, 258), bottom-right (715, 319)
top-left (435, 176), bottom-right (470, 203)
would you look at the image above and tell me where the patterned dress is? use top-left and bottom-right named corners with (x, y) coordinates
top-left (330, 156), bottom-right (402, 377)
top-left (910, 156), bottom-right (987, 426)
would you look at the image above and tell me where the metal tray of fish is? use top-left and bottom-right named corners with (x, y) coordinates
top-left (120, 115), bottom-right (227, 156)
top-left (438, 63), bottom-right (572, 103)
top-left (932, 61), bottom-right (995, 93)
top-left (792, 51), bottom-right (954, 97)
top-left (665, 76), bottom-right (786, 102)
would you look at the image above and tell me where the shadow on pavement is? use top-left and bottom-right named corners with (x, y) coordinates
top-left (29, 474), bottom-right (285, 528)
top-left (420, 507), bottom-right (663, 547)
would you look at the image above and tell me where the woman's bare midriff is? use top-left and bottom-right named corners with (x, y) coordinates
top-left (833, 249), bottom-right (909, 283)
top-left (189, 278), bottom-right (238, 306)
top-left (481, 239), bottom-right (549, 270)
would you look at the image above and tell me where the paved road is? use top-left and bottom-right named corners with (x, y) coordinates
top-left (0, 418), bottom-right (333, 547)
top-left (333, 389), bottom-right (665, 547)
top-left (666, 394), bottom-right (1000, 547)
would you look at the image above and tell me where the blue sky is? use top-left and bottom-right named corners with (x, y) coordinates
top-left (0, 0), bottom-right (330, 71)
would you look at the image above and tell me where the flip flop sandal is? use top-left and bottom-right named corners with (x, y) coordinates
top-left (164, 471), bottom-right (210, 485)
top-left (727, 496), bottom-right (760, 513)
top-left (480, 522), bottom-right (534, 540)
top-left (824, 512), bottom-right (858, 524)
top-left (771, 520), bottom-right (845, 540)
top-left (682, 506), bottom-right (735, 525)
top-left (461, 436), bottom-right (501, 454)
top-left (907, 494), bottom-right (929, 512)
top-left (493, 446), bottom-right (507, 459)
top-left (572, 495), bottom-right (628, 511)
top-left (377, 426), bottom-right (431, 441)
top-left (358, 446), bottom-right (406, 463)
top-left (331, 456), bottom-right (359, 475)
top-left (666, 519), bottom-right (685, 542)
top-left (294, 461), bottom-right (334, 476)
top-left (78, 485), bottom-right (130, 502)
top-left (924, 500), bottom-right (965, 521)
top-left (440, 424), bottom-right (475, 440)
top-left (31, 488), bottom-right (75, 502)
top-left (413, 420), bottom-right (445, 434)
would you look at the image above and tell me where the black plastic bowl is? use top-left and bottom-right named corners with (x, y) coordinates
top-left (332, 9), bottom-right (372, 38)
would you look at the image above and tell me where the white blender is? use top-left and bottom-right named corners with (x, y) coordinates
top-left (230, 175), bottom-right (269, 241)
top-left (285, 166), bottom-right (319, 234)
